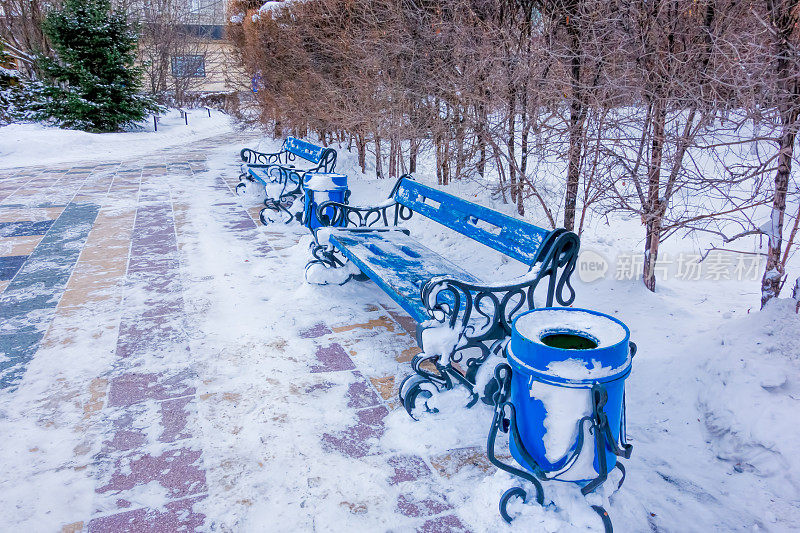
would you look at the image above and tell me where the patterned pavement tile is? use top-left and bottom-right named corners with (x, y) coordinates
top-left (0, 219), bottom-right (55, 237)
top-left (417, 514), bottom-right (473, 533)
top-left (0, 202), bottom-right (100, 388)
top-left (310, 343), bottom-right (356, 373)
top-left (397, 491), bottom-right (453, 518)
top-left (97, 448), bottom-right (208, 500)
top-left (107, 370), bottom-right (196, 408)
top-left (321, 405), bottom-right (389, 458)
top-left (102, 396), bottom-right (195, 454)
top-left (87, 495), bottom-right (206, 533)
top-left (0, 206), bottom-right (64, 223)
top-left (429, 447), bottom-right (494, 479)
top-left (0, 235), bottom-right (44, 256)
top-left (0, 139), bottom-right (484, 532)
top-left (298, 322), bottom-right (333, 339)
top-left (0, 255), bottom-right (27, 280)
top-left (115, 314), bottom-right (189, 361)
top-left (386, 454), bottom-right (433, 485)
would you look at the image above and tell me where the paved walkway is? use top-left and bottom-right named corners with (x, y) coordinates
top-left (0, 134), bottom-right (488, 532)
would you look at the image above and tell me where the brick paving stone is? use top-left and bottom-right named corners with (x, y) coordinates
top-left (96, 447), bottom-right (206, 502)
top-left (387, 455), bottom-right (433, 485)
top-left (0, 219), bottom-right (55, 237)
top-left (0, 135), bottom-right (489, 531)
top-left (310, 343), bottom-right (356, 373)
top-left (116, 314), bottom-right (189, 360)
top-left (122, 269), bottom-right (185, 319)
top-left (87, 495), bottom-right (206, 532)
top-left (397, 491), bottom-right (453, 518)
top-left (321, 405), bottom-right (389, 458)
top-left (299, 322), bottom-right (333, 339)
top-left (346, 371), bottom-right (382, 409)
top-left (0, 255), bottom-right (27, 280)
top-left (429, 447), bottom-right (494, 479)
top-left (103, 396), bottom-right (194, 453)
top-left (107, 370), bottom-right (196, 407)
top-left (418, 514), bottom-right (473, 533)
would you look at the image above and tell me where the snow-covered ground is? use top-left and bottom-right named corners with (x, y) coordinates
top-left (232, 136), bottom-right (800, 531)
top-left (0, 124), bottom-right (797, 532)
top-left (0, 108), bottom-right (234, 169)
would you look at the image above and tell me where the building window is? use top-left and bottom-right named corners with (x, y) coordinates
top-left (171, 55), bottom-right (206, 78)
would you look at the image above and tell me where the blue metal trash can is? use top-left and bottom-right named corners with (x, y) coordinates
top-left (506, 307), bottom-right (633, 482)
top-left (302, 172), bottom-right (348, 230)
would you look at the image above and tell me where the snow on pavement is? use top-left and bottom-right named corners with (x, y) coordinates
top-left (0, 130), bottom-right (798, 532)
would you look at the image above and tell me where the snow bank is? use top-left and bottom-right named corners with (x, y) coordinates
top-left (0, 109), bottom-right (233, 169)
top-left (695, 299), bottom-right (800, 489)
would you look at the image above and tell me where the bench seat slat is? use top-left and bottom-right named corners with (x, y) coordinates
top-left (328, 229), bottom-right (480, 323)
top-left (247, 166), bottom-right (302, 185)
top-left (246, 167), bottom-right (274, 185)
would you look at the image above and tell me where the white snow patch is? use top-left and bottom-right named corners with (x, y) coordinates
top-left (420, 322), bottom-right (461, 365)
top-left (0, 108), bottom-right (233, 169)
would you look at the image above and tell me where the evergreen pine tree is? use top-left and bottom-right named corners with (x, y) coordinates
top-left (32, 0), bottom-right (159, 132)
top-left (0, 42), bottom-right (25, 124)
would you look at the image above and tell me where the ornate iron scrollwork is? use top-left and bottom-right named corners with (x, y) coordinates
top-left (315, 176), bottom-right (413, 228)
top-left (240, 147), bottom-right (285, 166)
top-left (417, 229), bottom-right (579, 391)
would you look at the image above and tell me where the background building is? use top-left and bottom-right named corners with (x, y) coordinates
top-left (124, 0), bottom-right (246, 106)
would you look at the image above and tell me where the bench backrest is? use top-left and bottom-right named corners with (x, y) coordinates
top-left (393, 177), bottom-right (550, 265)
top-left (284, 136), bottom-right (325, 164)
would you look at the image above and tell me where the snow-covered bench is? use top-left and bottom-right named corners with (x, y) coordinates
top-left (307, 175), bottom-right (580, 417)
top-left (238, 137), bottom-right (337, 224)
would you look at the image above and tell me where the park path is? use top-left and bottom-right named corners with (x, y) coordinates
top-left (0, 133), bottom-right (485, 532)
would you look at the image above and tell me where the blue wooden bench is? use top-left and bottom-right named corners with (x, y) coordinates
top-left (238, 137), bottom-right (337, 224)
top-left (307, 175), bottom-right (580, 417)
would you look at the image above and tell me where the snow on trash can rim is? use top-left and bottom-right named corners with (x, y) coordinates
top-left (508, 307), bottom-right (632, 386)
top-left (303, 172), bottom-right (348, 191)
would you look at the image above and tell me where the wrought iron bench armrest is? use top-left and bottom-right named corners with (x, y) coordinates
top-left (315, 198), bottom-right (411, 228)
top-left (240, 147), bottom-right (286, 165)
top-left (420, 230), bottom-right (579, 334)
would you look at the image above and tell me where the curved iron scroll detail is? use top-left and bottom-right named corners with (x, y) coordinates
top-left (240, 148), bottom-right (285, 165)
top-left (315, 176), bottom-right (413, 228)
top-left (419, 229), bottom-right (579, 385)
top-left (241, 145), bottom-right (336, 174)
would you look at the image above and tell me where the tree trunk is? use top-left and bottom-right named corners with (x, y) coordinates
top-left (642, 98), bottom-right (666, 292)
top-left (375, 133), bottom-right (384, 179)
top-left (409, 138), bottom-right (418, 174)
top-left (389, 134), bottom-right (399, 179)
top-left (356, 133), bottom-right (366, 173)
top-left (563, 26), bottom-right (584, 231)
top-left (761, 18), bottom-right (799, 306)
top-left (518, 85), bottom-right (529, 216)
top-left (508, 88), bottom-right (517, 203)
top-left (476, 102), bottom-right (487, 178)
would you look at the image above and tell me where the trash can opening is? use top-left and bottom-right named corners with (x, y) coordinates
top-left (540, 332), bottom-right (598, 350)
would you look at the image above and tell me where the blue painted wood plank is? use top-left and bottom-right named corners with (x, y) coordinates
top-left (394, 178), bottom-right (549, 265)
top-left (284, 136), bottom-right (324, 163)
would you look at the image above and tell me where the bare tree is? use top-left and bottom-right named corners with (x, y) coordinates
top-left (756, 0), bottom-right (800, 307)
top-left (0, 0), bottom-right (59, 77)
top-left (128, 0), bottom-right (214, 105)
